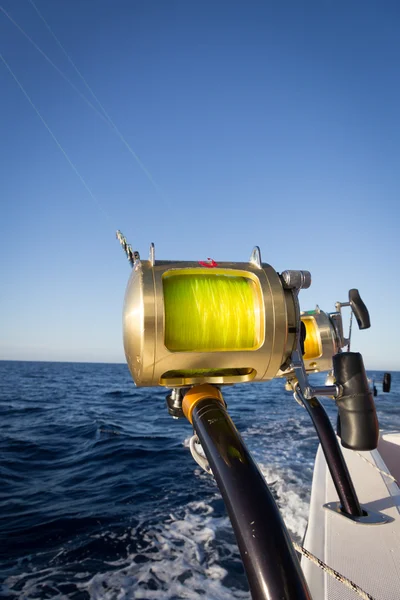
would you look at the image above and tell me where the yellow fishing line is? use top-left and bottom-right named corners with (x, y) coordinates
top-left (163, 273), bottom-right (261, 352)
top-left (302, 316), bottom-right (322, 359)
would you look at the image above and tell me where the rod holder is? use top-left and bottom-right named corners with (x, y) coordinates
top-left (297, 388), bottom-right (363, 517)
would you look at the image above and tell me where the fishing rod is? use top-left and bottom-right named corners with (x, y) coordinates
top-left (118, 234), bottom-right (388, 600)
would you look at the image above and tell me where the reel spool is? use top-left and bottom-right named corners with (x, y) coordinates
top-left (280, 288), bottom-right (371, 380)
top-left (123, 245), bottom-right (310, 387)
top-left (279, 307), bottom-right (341, 377)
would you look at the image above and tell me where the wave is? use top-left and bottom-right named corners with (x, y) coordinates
top-left (1, 500), bottom-right (250, 599)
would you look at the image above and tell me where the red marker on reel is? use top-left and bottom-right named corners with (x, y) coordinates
top-left (198, 258), bottom-right (218, 268)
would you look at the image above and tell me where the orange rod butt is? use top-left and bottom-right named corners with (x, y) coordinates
top-left (182, 384), bottom-right (224, 424)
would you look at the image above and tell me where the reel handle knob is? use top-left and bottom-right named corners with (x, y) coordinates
top-left (349, 289), bottom-right (370, 330)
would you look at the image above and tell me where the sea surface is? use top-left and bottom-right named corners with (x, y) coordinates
top-left (1, 361), bottom-right (399, 600)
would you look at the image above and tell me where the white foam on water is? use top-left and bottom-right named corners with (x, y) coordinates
top-left (2, 423), bottom-right (311, 598)
top-left (1, 569), bottom-right (72, 600)
top-left (184, 425), bottom-right (311, 542)
top-left (257, 464), bottom-right (309, 541)
top-left (2, 499), bottom-right (249, 600)
top-left (80, 499), bottom-right (249, 600)
top-left (240, 417), bottom-right (314, 541)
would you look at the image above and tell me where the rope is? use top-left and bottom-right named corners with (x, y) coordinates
top-left (292, 385), bottom-right (398, 487)
top-left (2, 3), bottom-right (167, 201)
top-left (0, 53), bottom-right (112, 225)
top-left (27, 0), bottom-right (110, 115)
top-left (0, 6), bottom-right (109, 125)
top-left (355, 451), bottom-right (399, 487)
top-left (348, 310), bottom-right (353, 351)
top-left (294, 542), bottom-right (376, 600)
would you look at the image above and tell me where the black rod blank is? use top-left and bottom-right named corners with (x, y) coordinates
top-left (191, 397), bottom-right (311, 600)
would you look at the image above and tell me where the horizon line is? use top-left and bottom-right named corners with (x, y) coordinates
top-left (0, 359), bottom-right (398, 372)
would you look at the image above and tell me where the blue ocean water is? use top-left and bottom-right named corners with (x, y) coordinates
top-left (0, 361), bottom-right (399, 600)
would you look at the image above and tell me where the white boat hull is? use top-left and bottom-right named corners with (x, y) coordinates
top-left (303, 433), bottom-right (400, 599)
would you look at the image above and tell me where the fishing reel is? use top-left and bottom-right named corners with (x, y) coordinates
top-left (293, 289), bottom-right (370, 377)
top-left (122, 242), bottom-right (310, 388)
top-left (121, 236), bottom-right (378, 450)
top-left (122, 238), bottom-right (368, 387)
top-left (280, 290), bottom-right (379, 452)
top-left (280, 288), bottom-right (371, 392)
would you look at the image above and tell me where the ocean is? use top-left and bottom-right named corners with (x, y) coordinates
top-left (1, 361), bottom-right (399, 599)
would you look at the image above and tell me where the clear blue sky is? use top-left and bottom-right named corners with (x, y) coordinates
top-left (1, 0), bottom-right (399, 370)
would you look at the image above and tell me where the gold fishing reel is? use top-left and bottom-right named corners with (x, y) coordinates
top-left (284, 307), bottom-right (341, 376)
top-left (282, 289), bottom-right (371, 380)
top-left (123, 244), bottom-right (308, 387)
top-left (120, 236), bottom-right (369, 390)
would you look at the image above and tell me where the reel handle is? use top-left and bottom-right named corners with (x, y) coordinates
top-left (349, 289), bottom-right (370, 330)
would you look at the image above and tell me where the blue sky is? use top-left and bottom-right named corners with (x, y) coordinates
top-left (1, 0), bottom-right (399, 370)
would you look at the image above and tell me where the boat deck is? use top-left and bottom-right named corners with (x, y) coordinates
top-left (302, 433), bottom-right (400, 600)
